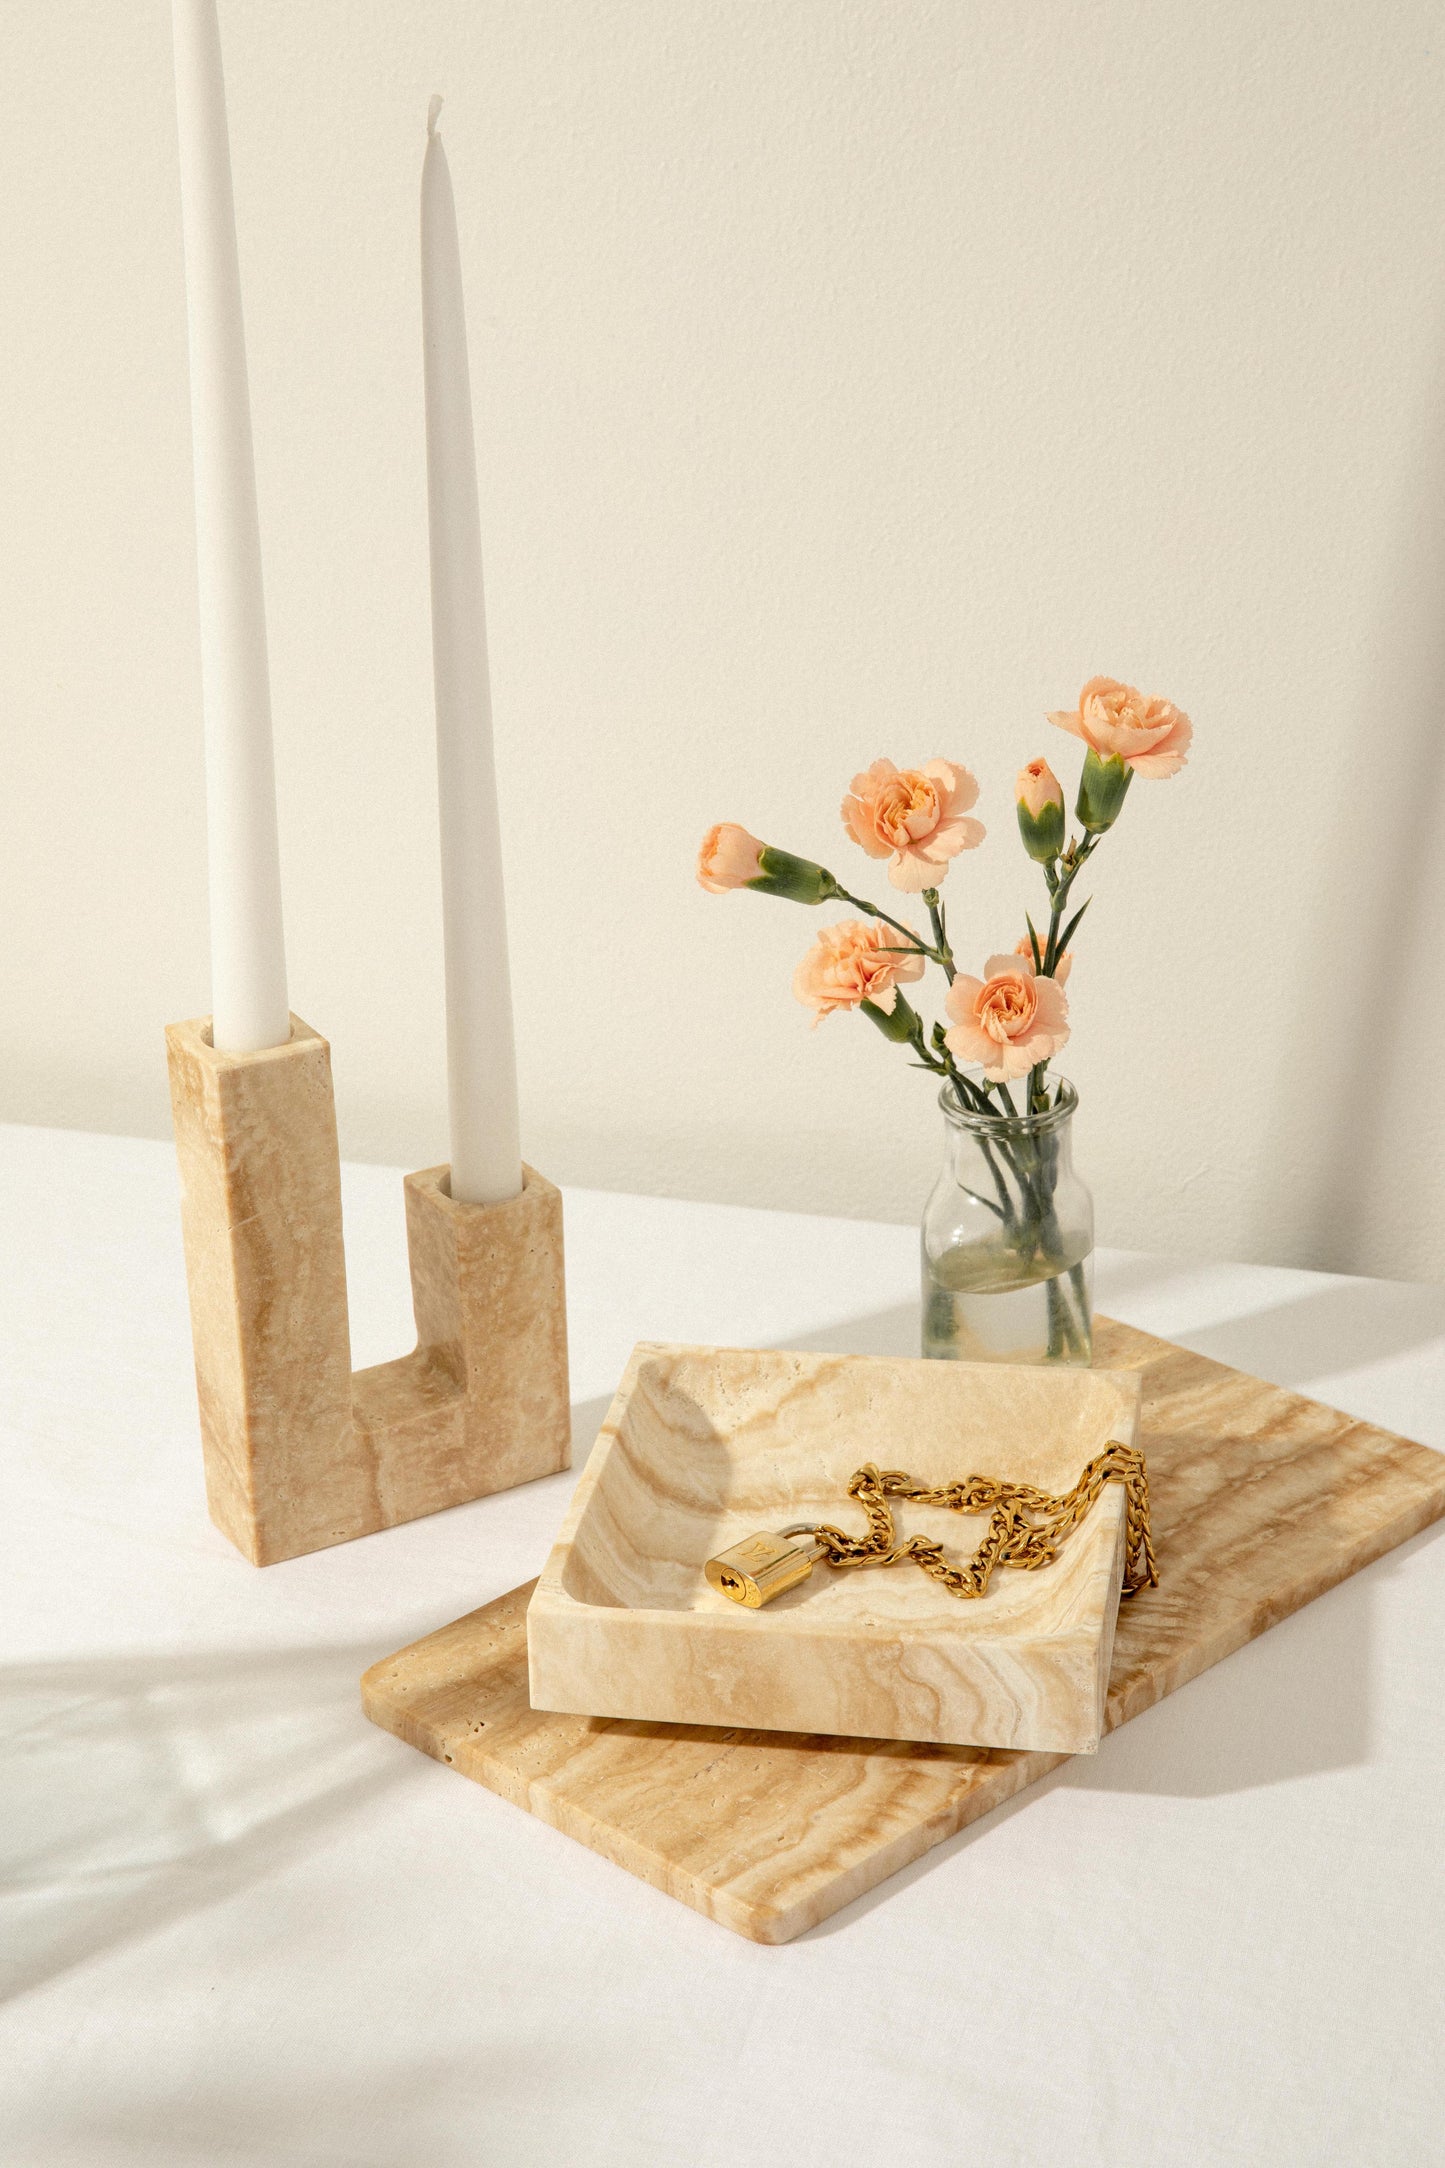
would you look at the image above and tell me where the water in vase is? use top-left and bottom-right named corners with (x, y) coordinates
top-left (923, 1241), bottom-right (1094, 1366)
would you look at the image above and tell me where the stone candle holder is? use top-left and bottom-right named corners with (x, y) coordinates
top-left (165, 1013), bottom-right (571, 1566)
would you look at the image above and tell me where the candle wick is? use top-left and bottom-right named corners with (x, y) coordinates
top-left (427, 94), bottom-right (444, 138)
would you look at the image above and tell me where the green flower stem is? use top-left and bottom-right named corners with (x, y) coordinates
top-left (833, 886), bottom-right (948, 970)
top-left (927, 1043), bottom-right (1090, 1357)
top-left (1022, 821), bottom-right (1104, 1118)
top-left (1045, 1273), bottom-right (1068, 1361)
top-left (848, 927), bottom-right (1088, 1356)
top-left (922, 889), bottom-right (955, 981)
top-left (973, 1103), bottom-right (1081, 1342)
top-left (1067, 1261), bottom-right (1092, 1352)
top-left (1042, 832), bottom-right (1097, 974)
top-left (967, 1129), bottom-right (1021, 1236)
top-left (933, 1041), bottom-right (1006, 1129)
top-left (1034, 1190), bottom-right (1088, 1358)
top-left (913, 1024), bottom-right (1020, 1231)
top-left (922, 1032), bottom-right (1090, 1365)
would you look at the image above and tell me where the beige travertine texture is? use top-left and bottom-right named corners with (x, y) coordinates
top-left (526, 1346), bottom-right (1141, 1752)
top-left (166, 1014), bottom-right (570, 1565)
top-left (361, 1316), bottom-right (1445, 1944)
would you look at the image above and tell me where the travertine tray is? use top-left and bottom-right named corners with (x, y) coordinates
top-left (361, 1318), bottom-right (1445, 1944)
top-left (525, 1345), bottom-right (1141, 1753)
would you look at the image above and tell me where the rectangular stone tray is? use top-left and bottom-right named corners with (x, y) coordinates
top-left (360, 1317), bottom-right (1445, 1944)
top-left (526, 1345), bottom-right (1142, 1753)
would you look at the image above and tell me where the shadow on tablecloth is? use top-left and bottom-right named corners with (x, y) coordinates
top-left (0, 1641), bottom-right (409, 2007)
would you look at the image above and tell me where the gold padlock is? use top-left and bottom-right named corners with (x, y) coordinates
top-left (705, 1526), bottom-right (825, 1608)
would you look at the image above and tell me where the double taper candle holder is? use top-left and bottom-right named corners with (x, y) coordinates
top-left (166, 1014), bottom-right (571, 1565)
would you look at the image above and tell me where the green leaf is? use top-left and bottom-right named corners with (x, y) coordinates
top-left (1056, 895), bottom-right (1092, 960)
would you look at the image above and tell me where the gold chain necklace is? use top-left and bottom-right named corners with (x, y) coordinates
top-left (705, 1440), bottom-right (1158, 1609)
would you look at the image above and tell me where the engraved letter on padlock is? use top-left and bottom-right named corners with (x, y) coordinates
top-left (705, 1527), bottom-right (825, 1608)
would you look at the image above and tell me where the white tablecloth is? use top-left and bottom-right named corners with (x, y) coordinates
top-left (3, 1124), bottom-right (1443, 2166)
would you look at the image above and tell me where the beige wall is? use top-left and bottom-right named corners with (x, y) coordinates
top-left (3, 1), bottom-right (1445, 1278)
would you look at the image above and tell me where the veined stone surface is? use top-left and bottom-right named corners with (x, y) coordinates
top-left (361, 1317), bottom-right (1445, 1944)
top-left (166, 1014), bottom-right (570, 1565)
top-left (526, 1345), bottom-right (1142, 1752)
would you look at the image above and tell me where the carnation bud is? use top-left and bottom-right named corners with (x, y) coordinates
top-left (748, 845), bottom-right (840, 905)
top-left (1015, 759), bottom-right (1065, 862)
top-left (1075, 748), bottom-right (1133, 833)
top-left (698, 827), bottom-right (839, 903)
top-left (861, 991), bottom-right (918, 1043)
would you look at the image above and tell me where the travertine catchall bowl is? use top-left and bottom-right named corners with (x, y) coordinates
top-left (526, 1345), bottom-right (1142, 1752)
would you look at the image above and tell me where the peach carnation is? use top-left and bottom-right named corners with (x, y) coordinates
top-left (945, 952), bottom-right (1070, 1081)
top-left (1014, 935), bottom-right (1072, 985)
top-left (840, 758), bottom-right (984, 893)
top-left (1048, 677), bottom-right (1192, 778)
top-left (697, 822), bottom-right (764, 892)
top-left (793, 918), bottom-right (926, 1026)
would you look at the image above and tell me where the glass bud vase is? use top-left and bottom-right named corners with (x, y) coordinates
top-left (922, 1077), bottom-right (1094, 1366)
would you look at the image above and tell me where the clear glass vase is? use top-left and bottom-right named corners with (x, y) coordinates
top-left (922, 1076), bottom-right (1094, 1366)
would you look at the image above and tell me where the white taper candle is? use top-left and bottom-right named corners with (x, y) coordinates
top-left (171, 0), bottom-right (289, 1052)
top-left (421, 98), bottom-right (522, 1206)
